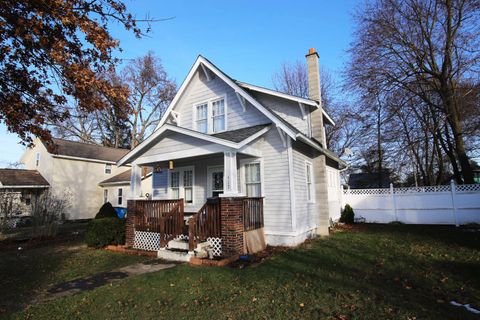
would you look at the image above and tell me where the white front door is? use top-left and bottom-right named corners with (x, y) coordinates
top-left (207, 166), bottom-right (224, 197)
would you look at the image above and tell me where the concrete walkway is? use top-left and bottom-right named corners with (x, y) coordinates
top-left (37, 260), bottom-right (176, 302)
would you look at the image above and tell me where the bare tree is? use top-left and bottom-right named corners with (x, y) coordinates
top-left (123, 51), bottom-right (177, 148)
top-left (347, 0), bottom-right (480, 184)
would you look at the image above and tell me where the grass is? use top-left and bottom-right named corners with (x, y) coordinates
top-left (2, 224), bottom-right (480, 319)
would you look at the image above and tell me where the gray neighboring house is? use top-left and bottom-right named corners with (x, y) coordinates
top-left (0, 168), bottom-right (50, 215)
top-left (118, 49), bottom-right (347, 246)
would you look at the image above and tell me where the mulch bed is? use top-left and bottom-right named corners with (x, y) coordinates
top-left (331, 223), bottom-right (369, 233)
top-left (228, 245), bottom-right (290, 269)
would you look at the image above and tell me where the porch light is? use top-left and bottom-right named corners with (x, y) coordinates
top-left (154, 166), bottom-right (162, 173)
top-left (169, 160), bottom-right (174, 170)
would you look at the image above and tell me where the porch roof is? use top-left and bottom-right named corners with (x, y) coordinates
top-left (118, 124), bottom-right (271, 166)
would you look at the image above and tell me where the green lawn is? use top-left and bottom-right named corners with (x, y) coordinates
top-left (3, 224), bottom-right (480, 319)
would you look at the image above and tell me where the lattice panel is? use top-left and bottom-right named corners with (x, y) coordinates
top-left (394, 185), bottom-right (451, 194)
top-left (207, 237), bottom-right (222, 257)
top-left (175, 234), bottom-right (189, 241)
top-left (456, 184), bottom-right (480, 192)
top-left (133, 231), bottom-right (160, 251)
top-left (346, 188), bottom-right (390, 195)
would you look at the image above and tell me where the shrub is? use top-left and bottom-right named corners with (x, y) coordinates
top-left (95, 202), bottom-right (117, 219)
top-left (340, 204), bottom-right (355, 224)
top-left (85, 217), bottom-right (125, 248)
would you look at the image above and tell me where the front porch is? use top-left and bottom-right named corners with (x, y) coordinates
top-left (125, 196), bottom-right (264, 261)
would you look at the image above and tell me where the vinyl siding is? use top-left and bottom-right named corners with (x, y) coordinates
top-left (292, 149), bottom-right (317, 231)
top-left (250, 91), bottom-right (310, 135)
top-left (169, 70), bottom-right (269, 132)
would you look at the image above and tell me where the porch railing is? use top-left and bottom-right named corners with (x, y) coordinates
top-left (243, 197), bottom-right (264, 231)
top-left (188, 197), bottom-right (221, 251)
top-left (132, 199), bottom-right (184, 241)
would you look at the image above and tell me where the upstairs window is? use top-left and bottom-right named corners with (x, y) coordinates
top-left (212, 98), bottom-right (225, 132)
top-left (105, 164), bottom-right (112, 174)
top-left (194, 97), bottom-right (226, 134)
top-left (195, 103), bottom-right (208, 133)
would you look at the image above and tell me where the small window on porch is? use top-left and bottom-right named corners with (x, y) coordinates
top-left (170, 171), bottom-right (180, 199)
top-left (183, 170), bottom-right (193, 203)
top-left (245, 163), bottom-right (261, 197)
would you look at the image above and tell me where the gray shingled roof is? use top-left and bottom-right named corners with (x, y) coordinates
top-left (46, 138), bottom-right (130, 162)
top-left (0, 169), bottom-right (49, 187)
top-left (212, 124), bottom-right (270, 143)
top-left (99, 168), bottom-right (152, 186)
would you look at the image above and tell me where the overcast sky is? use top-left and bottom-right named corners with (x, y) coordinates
top-left (0, 0), bottom-right (357, 167)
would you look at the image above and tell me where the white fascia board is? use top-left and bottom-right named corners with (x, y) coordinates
top-left (98, 181), bottom-right (130, 187)
top-left (0, 185), bottom-right (50, 189)
top-left (237, 81), bottom-right (335, 126)
top-left (296, 134), bottom-right (348, 167)
top-left (52, 154), bottom-right (118, 165)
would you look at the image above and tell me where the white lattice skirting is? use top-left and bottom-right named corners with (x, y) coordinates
top-left (133, 231), bottom-right (160, 251)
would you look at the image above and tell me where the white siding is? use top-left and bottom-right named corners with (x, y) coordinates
top-left (140, 131), bottom-right (218, 158)
top-left (169, 70), bottom-right (269, 132)
top-left (259, 130), bottom-right (293, 232)
top-left (292, 149), bottom-right (317, 231)
top-left (251, 92), bottom-right (309, 135)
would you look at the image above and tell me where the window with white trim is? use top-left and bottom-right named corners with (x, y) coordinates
top-left (195, 103), bottom-right (208, 133)
top-left (117, 188), bottom-right (123, 205)
top-left (170, 171), bottom-right (180, 199)
top-left (105, 164), bottom-right (112, 174)
top-left (245, 162), bottom-right (261, 197)
top-left (306, 162), bottom-right (314, 202)
top-left (169, 167), bottom-right (194, 204)
top-left (104, 189), bottom-right (108, 204)
top-left (194, 97), bottom-right (226, 133)
top-left (212, 98), bottom-right (225, 132)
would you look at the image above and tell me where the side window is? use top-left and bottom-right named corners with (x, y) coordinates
top-left (117, 188), bottom-right (123, 206)
top-left (245, 163), bottom-right (261, 197)
top-left (105, 164), bottom-right (112, 174)
top-left (306, 162), bottom-right (314, 202)
top-left (104, 189), bottom-right (108, 204)
top-left (36, 153), bottom-right (40, 167)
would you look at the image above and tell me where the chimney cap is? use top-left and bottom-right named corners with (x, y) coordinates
top-left (306, 48), bottom-right (319, 58)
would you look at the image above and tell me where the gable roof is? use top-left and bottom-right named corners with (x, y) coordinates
top-left (154, 55), bottom-right (297, 139)
top-left (212, 124), bottom-right (270, 143)
top-left (117, 124), bottom-right (271, 166)
top-left (99, 168), bottom-right (152, 186)
top-left (45, 138), bottom-right (130, 163)
top-left (0, 169), bottom-right (50, 188)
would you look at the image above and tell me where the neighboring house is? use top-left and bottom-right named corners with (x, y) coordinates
top-left (118, 49), bottom-right (346, 246)
top-left (348, 172), bottom-right (392, 189)
top-left (20, 138), bottom-right (152, 220)
top-left (99, 168), bottom-right (153, 208)
top-left (0, 168), bottom-right (50, 215)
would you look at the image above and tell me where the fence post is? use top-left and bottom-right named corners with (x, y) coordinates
top-left (450, 180), bottom-right (459, 227)
top-left (390, 183), bottom-right (398, 222)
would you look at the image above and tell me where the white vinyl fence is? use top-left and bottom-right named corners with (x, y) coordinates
top-left (342, 181), bottom-right (480, 225)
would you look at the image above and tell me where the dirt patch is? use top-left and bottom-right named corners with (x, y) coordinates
top-left (228, 246), bottom-right (290, 269)
top-left (332, 223), bottom-right (369, 233)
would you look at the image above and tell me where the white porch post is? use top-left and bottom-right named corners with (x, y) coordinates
top-left (130, 164), bottom-right (142, 199)
top-left (222, 151), bottom-right (240, 196)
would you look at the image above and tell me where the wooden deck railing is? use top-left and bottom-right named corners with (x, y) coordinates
top-left (188, 197), bottom-right (221, 251)
top-left (132, 199), bottom-right (184, 247)
top-left (243, 197), bottom-right (264, 231)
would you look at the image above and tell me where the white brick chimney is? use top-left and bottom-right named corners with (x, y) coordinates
top-left (306, 48), bottom-right (326, 147)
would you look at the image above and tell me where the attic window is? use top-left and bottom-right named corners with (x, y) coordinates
top-left (194, 97), bottom-right (227, 134)
top-left (105, 164), bottom-right (112, 174)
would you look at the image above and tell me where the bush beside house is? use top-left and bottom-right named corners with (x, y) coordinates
top-left (85, 202), bottom-right (125, 248)
top-left (340, 204), bottom-right (355, 224)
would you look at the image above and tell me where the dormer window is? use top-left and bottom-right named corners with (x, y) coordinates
top-left (194, 97), bottom-right (226, 134)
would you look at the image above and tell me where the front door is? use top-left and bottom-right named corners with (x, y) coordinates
top-left (207, 166), bottom-right (224, 197)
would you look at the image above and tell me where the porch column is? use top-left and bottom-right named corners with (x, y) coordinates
top-left (222, 151), bottom-right (240, 196)
top-left (130, 163), bottom-right (142, 199)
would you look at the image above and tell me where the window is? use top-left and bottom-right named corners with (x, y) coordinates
top-left (104, 189), bottom-right (108, 204)
top-left (306, 162), bottom-right (314, 202)
top-left (195, 103), bottom-right (208, 133)
top-left (245, 163), bottom-right (261, 197)
top-left (35, 153), bottom-right (40, 167)
top-left (212, 98), bottom-right (225, 132)
top-left (170, 171), bottom-right (180, 199)
top-left (117, 188), bottom-right (123, 205)
top-left (194, 97), bottom-right (226, 133)
top-left (183, 170), bottom-right (193, 203)
top-left (105, 164), bottom-right (112, 174)
top-left (170, 167), bottom-right (195, 203)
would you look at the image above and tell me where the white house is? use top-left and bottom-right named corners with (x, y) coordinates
top-left (119, 49), bottom-right (346, 246)
top-left (20, 138), bottom-right (152, 219)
